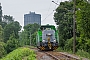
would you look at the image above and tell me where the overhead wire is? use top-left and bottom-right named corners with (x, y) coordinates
top-left (41, 10), bottom-right (54, 22)
top-left (42, 0), bottom-right (59, 22)
top-left (41, 0), bottom-right (52, 22)
top-left (54, 0), bottom-right (59, 9)
top-left (42, 0), bottom-right (66, 21)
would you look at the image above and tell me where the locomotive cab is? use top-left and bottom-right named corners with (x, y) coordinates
top-left (36, 25), bottom-right (59, 51)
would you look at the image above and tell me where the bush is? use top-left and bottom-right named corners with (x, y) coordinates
top-left (0, 42), bottom-right (7, 58)
top-left (6, 38), bottom-right (19, 53)
top-left (0, 47), bottom-right (36, 60)
top-left (64, 38), bottom-right (73, 51)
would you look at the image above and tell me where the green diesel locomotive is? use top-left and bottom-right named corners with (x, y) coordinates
top-left (36, 24), bottom-right (59, 51)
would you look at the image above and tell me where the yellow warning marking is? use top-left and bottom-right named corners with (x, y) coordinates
top-left (53, 47), bottom-right (57, 50)
top-left (47, 37), bottom-right (52, 49)
top-left (40, 46), bottom-right (45, 50)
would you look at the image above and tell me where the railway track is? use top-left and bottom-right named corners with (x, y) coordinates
top-left (45, 51), bottom-right (80, 60)
top-left (45, 52), bottom-right (60, 60)
top-left (30, 47), bottom-right (88, 60)
top-left (36, 50), bottom-right (80, 60)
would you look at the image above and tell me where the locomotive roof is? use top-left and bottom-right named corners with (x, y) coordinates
top-left (40, 25), bottom-right (56, 30)
top-left (41, 24), bottom-right (55, 27)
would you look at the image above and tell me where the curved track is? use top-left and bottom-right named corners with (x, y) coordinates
top-left (30, 47), bottom-right (88, 60)
top-left (45, 51), bottom-right (80, 60)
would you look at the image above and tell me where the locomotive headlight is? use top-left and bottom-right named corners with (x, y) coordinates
top-left (42, 40), bottom-right (45, 43)
top-left (53, 39), bottom-right (56, 43)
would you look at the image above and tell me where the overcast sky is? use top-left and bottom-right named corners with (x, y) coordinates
top-left (0, 0), bottom-right (69, 28)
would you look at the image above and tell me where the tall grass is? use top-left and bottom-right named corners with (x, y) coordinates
top-left (76, 50), bottom-right (90, 59)
top-left (56, 47), bottom-right (90, 59)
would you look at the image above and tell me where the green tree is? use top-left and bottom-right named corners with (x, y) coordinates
top-left (76, 0), bottom-right (90, 39)
top-left (76, 0), bottom-right (90, 52)
top-left (24, 23), bottom-right (40, 34)
top-left (6, 33), bottom-right (19, 53)
top-left (54, 1), bottom-right (73, 48)
top-left (24, 23), bottom-right (40, 39)
top-left (19, 23), bottom-right (40, 46)
top-left (3, 15), bottom-right (14, 24)
top-left (19, 30), bottom-right (29, 46)
top-left (0, 3), bottom-right (6, 28)
top-left (31, 32), bottom-right (37, 46)
top-left (0, 25), bottom-right (3, 42)
top-left (3, 21), bottom-right (21, 42)
top-left (0, 4), bottom-right (14, 28)
top-left (0, 42), bottom-right (6, 58)
top-left (0, 22), bottom-right (7, 28)
top-left (0, 3), bottom-right (2, 22)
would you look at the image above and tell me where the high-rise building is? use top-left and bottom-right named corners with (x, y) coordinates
top-left (24, 12), bottom-right (41, 26)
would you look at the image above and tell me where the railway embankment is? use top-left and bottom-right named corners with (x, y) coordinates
top-left (0, 46), bottom-right (89, 60)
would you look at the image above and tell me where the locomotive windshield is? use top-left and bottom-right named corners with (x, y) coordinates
top-left (40, 25), bottom-right (56, 31)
